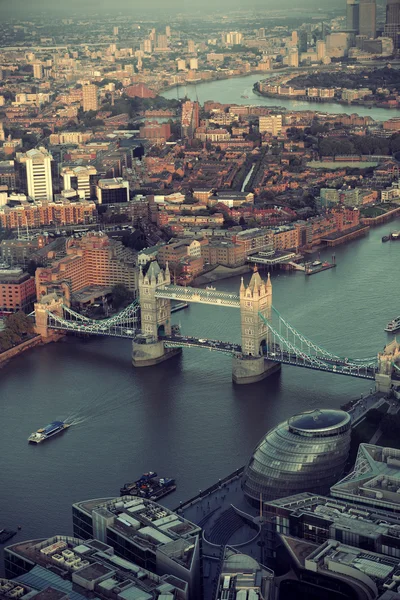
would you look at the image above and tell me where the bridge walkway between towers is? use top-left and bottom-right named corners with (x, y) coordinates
top-left (154, 285), bottom-right (240, 307)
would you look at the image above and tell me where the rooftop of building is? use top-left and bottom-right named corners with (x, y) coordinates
top-left (331, 444), bottom-right (400, 512)
top-left (5, 537), bottom-right (186, 600)
top-left (288, 409), bottom-right (351, 435)
top-left (73, 496), bottom-right (200, 570)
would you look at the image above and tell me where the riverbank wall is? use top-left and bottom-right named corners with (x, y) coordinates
top-left (361, 206), bottom-right (400, 226)
top-left (0, 335), bottom-right (42, 365)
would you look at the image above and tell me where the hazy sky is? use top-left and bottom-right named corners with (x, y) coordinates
top-left (0, 0), bottom-right (341, 18)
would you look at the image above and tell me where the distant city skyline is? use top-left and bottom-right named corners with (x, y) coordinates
top-left (0, 0), bottom-right (345, 18)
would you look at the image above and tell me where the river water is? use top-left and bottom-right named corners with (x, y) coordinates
top-left (163, 73), bottom-right (400, 121)
top-left (1, 223), bottom-right (399, 559)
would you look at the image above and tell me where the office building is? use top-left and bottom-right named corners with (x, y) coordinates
top-left (32, 62), bottom-right (43, 79)
top-left (216, 547), bottom-right (274, 600)
top-left (189, 57), bottom-right (198, 70)
top-left (61, 165), bottom-right (97, 199)
top-left (317, 39), bottom-right (326, 60)
top-left (331, 443), bottom-right (400, 512)
top-left (96, 178), bottom-right (129, 205)
top-left (0, 122), bottom-right (5, 142)
top-left (35, 232), bottom-right (138, 301)
top-left (347, 0), bottom-right (360, 31)
top-left (113, 26), bottom-right (118, 35)
top-left (0, 267), bottom-right (36, 312)
top-left (143, 38), bottom-right (152, 54)
top-left (187, 39), bottom-right (195, 53)
top-left (259, 114), bottom-right (283, 136)
top-left (166, 25), bottom-right (171, 37)
top-left (242, 409), bottom-right (352, 506)
top-left (359, 0), bottom-right (376, 37)
top-left (177, 58), bottom-right (186, 70)
top-left (385, 0), bottom-right (400, 48)
top-left (278, 537), bottom-right (400, 600)
top-left (4, 535), bottom-right (192, 600)
top-left (15, 148), bottom-right (53, 201)
top-left (156, 34), bottom-right (168, 50)
top-left (82, 84), bottom-right (98, 112)
top-left (287, 48), bottom-right (299, 67)
top-left (72, 496), bottom-right (202, 599)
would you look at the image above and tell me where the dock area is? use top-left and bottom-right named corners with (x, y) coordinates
top-left (305, 263), bottom-right (336, 276)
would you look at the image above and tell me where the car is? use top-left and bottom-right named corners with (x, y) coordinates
top-left (198, 339), bottom-right (207, 343)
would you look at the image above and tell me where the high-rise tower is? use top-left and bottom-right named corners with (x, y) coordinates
top-left (347, 0), bottom-right (360, 31)
top-left (385, 0), bottom-right (400, 49)
top-left (358, 0), bottom-right (376, 37)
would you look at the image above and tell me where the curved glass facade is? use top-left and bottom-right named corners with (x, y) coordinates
top-left (242, 409), bottom-right (351, 505)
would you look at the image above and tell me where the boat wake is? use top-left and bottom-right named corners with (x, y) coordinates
top-left (63, 388), bottom-right (134, 427)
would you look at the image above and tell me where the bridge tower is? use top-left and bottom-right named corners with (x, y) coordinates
top-left (132, 261), bottom-right (181, 367)
top-left (376, 339), bottom-right (400, 393)
top-left (34, 293), bottom-right (65, 341)
top-left (232, 269), bottom-right (280, 384)
top-left (239, 267), bottom-right (272, 357)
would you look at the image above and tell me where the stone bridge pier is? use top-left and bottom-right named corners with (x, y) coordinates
top-left (376, 339), bottom-right (400, 394)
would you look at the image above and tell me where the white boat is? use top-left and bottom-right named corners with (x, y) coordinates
top-left (206, 286), bottom-right (216, 291)
top-left (311, 261), bottom-right (322, 267)
top-left (385, 316), bottom-right (400, 333)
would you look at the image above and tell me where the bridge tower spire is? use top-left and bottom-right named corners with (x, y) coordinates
top-left (239, 267), bottom-right (272, 357)
top-left (132, 261), bottom-right (181, 367)
top-left (233, 269), bottom-right (280, 384)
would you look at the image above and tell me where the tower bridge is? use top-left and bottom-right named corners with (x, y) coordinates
top-left (32, 262), bottom-right (399, 390)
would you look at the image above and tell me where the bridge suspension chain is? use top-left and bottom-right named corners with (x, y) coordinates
top-left (259, 312), bottom-right (330, 369)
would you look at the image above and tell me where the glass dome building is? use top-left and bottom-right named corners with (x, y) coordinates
top-left (242, 409), bottom-right (352, 506)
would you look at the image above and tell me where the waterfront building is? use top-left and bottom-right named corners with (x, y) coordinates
top-left (189, 57), bottom-right (198, 70)
top-left (96, 178), bottom-right (129, 205)
top-left (359, 0), bottom-right (377, 38)
top-left (0, 267), bottom-right (36, 313)
top-left (82, 84), bottom-right (98, 112)
top-left (4, 535), bottom-right (191, 600)
top-left (232, 228), bottom-right (273, 255)
top-left (61, 165), bottom-right (97, 199)
top-left (242, 409), bottom-right (352, 506)
top-left (204, 239), bottom-right (246, 267)
top-left (72, 496), bottom-right (201, 599)
top-left (287, 48), bottom-right (299, 67)
top-left (347, 0), bottom-right (360, 31)
top-left (259, 114), bottom-right (283, 136)
top-left (15, 148), bottom-right (54, 202)
top-left (385, 0), bottom-right (400, 49)
top-left (177, 58), bottom-right (186, 71)
top-left (35, 232), bottom-right (138, 301)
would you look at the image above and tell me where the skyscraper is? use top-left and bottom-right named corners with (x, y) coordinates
top-left (32, 62), bottom-right (43, 79)
top-left (347, 0), bottom-right (360, 31)
top-left (358, 0), bottom-right (376, 37)
top-left (16, 148), bottom-right (54, 201)
top-left (385, 0), bottom-right (400, 49)
top-left (82, 84), bottom-right (98, 112)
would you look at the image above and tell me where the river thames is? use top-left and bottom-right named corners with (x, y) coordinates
top-left (163, 72), bottom-right (400, 120)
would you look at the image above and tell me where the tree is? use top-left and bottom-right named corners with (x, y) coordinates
top-left (5, 311), bottom-right (34, 336)
top-left (111, 284), bottom-right (132, 309)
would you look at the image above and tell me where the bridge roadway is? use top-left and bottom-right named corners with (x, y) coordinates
top-left (155, 285), bottom-right (240, 308)
top-left (163, 335), bottom-right (376, 379)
